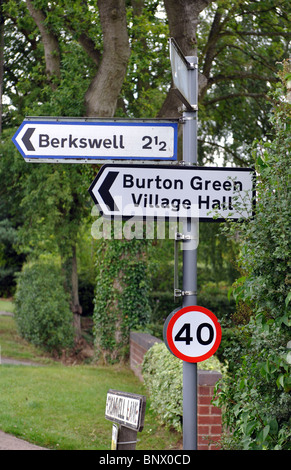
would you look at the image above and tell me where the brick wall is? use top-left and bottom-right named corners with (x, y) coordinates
top-left (197, 371), bottom-right (222, 450)
top-left (130, 332), bottom-right (222, 450)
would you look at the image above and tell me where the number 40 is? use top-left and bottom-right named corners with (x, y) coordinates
top-left (174, 323), bottom-right (214, 346)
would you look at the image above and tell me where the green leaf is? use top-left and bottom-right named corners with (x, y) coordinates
top-left (262, 425), bottom-right (270, 442)
top-left (269, 419), bottom-right (278, 435)
top-left (276, 374), bottom-right (285, 389)
top-left (285, 291), bottom-right (291, 308)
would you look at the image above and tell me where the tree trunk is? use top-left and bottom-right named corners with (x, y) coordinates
top-left (62, 244), bottom-right (82, 342)
top-left (25, 0), bottom-right (61, 88)
top-left (158, 0), bottom-right (212, 118)
top-left (85, 0), bottom-right (130, 117)
top-left (71, 244), bottom-right (82, 341)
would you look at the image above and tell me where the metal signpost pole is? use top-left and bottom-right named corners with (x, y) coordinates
top-left (182, 55), bottom-right (198, 450)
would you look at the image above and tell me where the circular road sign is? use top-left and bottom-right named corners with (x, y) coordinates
top-left (164, 305), bottom-right (222, 363)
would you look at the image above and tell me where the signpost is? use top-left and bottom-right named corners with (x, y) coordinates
top-left (89, 163), bottom-right (254, 221)
top-left (105, 389), bottom-right (146, 450)
top-left (12, 117), bottom-right (178, 163)
top-left (170, 38), bottom-right (200, 451)
top-left (11, 36), bottom-right (256, 453)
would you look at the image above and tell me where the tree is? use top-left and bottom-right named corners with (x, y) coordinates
top-left (1, 0), bottom-right (290, 357)
top-left (161, 0), bottom-right (291, 164)
top-left (215, 69), bottom-right (291, 449)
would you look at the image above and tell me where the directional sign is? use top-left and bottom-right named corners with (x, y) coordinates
top-left (163, 306), bottom-right (222, 363)
top-left (89, 164), bottom-right (255, 221)
top-left (169, 37), bottom-right (196, 110)
top-left (12, 117), bottom-right (178, 163)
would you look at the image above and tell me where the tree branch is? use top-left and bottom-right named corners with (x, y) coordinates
top-left (198, 138), bottom-right (247, 166)
top-left (221, 30), bottom-right (291, 39)
top-left (208, 72), bottom-right (278, 86)
top-left (204, 92), bottom-right (270, 106)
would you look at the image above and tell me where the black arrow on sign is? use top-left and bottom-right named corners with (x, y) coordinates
top-left (98, 171), bottom-right (119, 212)
top-left (22, 127), bottom-right (35, 151)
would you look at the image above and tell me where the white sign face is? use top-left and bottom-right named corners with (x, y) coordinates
top-left (89, 164), bottom-right (255, 221)
top-left (105, 390), bottom-right (146, 431)
top-left (164, 306), bottom-right (222, 363)
top-left (12, 118), bottom-right (178, 163)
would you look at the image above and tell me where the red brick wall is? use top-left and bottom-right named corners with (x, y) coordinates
top-left (198, 374), bottom-right (222, 450)
top-left (130, 332), bottom-right (222, 450)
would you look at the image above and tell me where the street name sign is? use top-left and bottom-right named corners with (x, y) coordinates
top-left (105, 389), bottom-right (146, 431)
top-left (163, 306), bottom-right (222, 363)
top-left (89, 163), bottom-right (255, 221)
top-left (12, 117), bottom-right (178, 163)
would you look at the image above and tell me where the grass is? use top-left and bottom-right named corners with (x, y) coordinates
top-left (0, 310), bottom-right (181, 450)
top-left (0, 315), bottom-right (54, 364)
top-left (0, 299), bottom-right (15, 313)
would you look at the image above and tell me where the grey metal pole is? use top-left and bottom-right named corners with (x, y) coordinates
top-left (182, 56), bottom-right (198, 451)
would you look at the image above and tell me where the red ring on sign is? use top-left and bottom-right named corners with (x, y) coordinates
top-left (166, 305), bottom-right (222, 363)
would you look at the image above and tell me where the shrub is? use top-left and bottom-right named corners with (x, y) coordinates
top-left (14, 260), bottom-right (74, 354)
top-left (142, 342), bottom-right (224, 431)
top-left (215, 74), bottom-right (291, 450)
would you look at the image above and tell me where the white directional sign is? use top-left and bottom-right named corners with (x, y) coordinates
top-left (164, 306), bottom-right (222, 363)
top-left (89, 164), bottom-right (255, 221)
top-left (169, 37), bottom-right (196, 110)
top-left (12, 117), bottom-right (178, 163)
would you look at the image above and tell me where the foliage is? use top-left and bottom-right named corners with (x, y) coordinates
top-left (14, 260), bottom-right (74, 354)
top-left (147, 282), bottom-right (236, 342)
top-left (16, 162), bottom-right (92, 261)
top-left (197, 0), bottom-right (290, 165)
top-left (142, 342), bottom-right (224, 432)
top-left (146, 223), bottom-right (239, 332)
top-left (0, 219), bottom-right (24, 296)
top-left (0, 129), bottom-right (28, 295)
top-left (93, 236), bottom-right (152, 363)
top-left (120, 3), bottom-right (170, 118)
top-left (214, 75), bottom-right (291, 450)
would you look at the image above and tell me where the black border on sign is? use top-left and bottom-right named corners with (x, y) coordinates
top-left (88, 164), bottom-right (256, 223)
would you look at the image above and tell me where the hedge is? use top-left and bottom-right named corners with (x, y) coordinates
top-left (142, 342), bottom-right (224, 431)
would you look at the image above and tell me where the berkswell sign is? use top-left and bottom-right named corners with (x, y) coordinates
top-left (12, 117), bottom-right (178, 163)
top-left (89, 164), bottom-right (255, 221)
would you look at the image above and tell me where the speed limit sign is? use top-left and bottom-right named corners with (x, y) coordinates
top-left (163, 306), bottom-right (222, 363)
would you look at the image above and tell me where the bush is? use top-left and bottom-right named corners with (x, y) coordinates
top-left (14, 260), bottom-right (74, 354)
top-left (197, 282), bottom-right (236, 325)
top-left (142, 342), bottom-right (224, 432)
top-left (215, 75), bottom-right (291, 450)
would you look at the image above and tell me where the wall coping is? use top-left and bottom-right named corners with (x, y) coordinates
top-left (130, 331), bottom-right (162, 350)
top-left (197, 370), bottom-right (222, 385)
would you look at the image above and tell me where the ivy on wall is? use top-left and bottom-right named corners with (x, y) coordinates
top-left (93, 236), bottom-right (151, 363)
